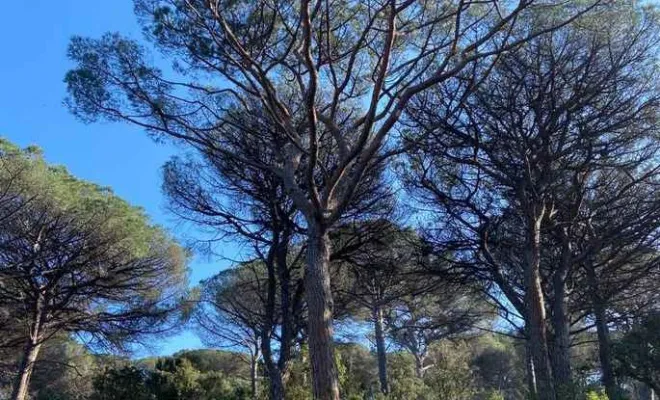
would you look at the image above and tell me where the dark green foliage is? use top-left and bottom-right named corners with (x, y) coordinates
top-left (92, 352), bottom-right (253, 400)
top-left (613, 312), bottom-right (660, 393)
top-left (92, 366), bottom-right (153, 400)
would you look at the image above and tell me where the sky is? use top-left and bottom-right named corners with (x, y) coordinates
top-left (0, 0), bottom-right (240, 356)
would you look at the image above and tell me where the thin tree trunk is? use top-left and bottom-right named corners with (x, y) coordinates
top-left (551, 248), bottom-right (572, 395)
top-left (594, 306), bottom-right (619, 400)
top-left (11, 341), bottom-right (42, 400)
top-left (373, 304), bottom-right (389, 394)
top-left (13, 293), bottom-right (45, 400)
top-left (261, 229), bottom-right (297, 400)
top-left (524, 214), bottom-right (556, 400)
top-left (250, 354), bottom-right (259, 399)
top-left (586, 262), bottom-right (621, 400)
top-left (414, 353), bottom-right (426, 379)
top-left (525, 336), bottom-right (538, 398)
top-left (305, 224), bottom-right (340, 400)
top-left (260, 240), bottom-right (283, 400)
top-left (275, 236), bottom-right (296, 397)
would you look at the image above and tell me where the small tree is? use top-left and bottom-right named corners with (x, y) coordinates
top-left (386, 284), bottom-right (487, 379)
top-left (193, 263), bottom-right (266, 398)
top-left (331, 220), bottom-right (427, 394)
top-left (0, 141), bottom-right (188, 400)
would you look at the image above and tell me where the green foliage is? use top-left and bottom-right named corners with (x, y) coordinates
top-left (613, 312), bottom-right (660, 392)
top-left (171, 349), bottom-right (251, 376)
top-left (91, 353), bottom-right (252, 400)
top-left (92, 366), bottom-right (153, 400)
top-left (424, 341), bottom-right (477, 400)
top-left (31, 337), bottom-right (97, 400)
top-left (483, 391), bottom-right (505, 400)
top-left (584, 390), bottom-right (609, 400)
top-left (385, 353), bottom-right (426, 400)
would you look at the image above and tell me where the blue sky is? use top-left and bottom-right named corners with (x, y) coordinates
top-left (0, 0), bottom-right (240, 356)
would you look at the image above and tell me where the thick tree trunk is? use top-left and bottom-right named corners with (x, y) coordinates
top-left (373, 304), bottom-right (389, 394)
top-left (550, 258), bottom-right (572, 395)
top-left (268, 371), bottom-right (286, 400)
top-left (11, 341), bottom-right (42, 400)
top-left (262, 337), bottom-right (285, 400)
top-left (261, 331), bottom-right (286, 400)
top-left (524, 215), bottom-right (556, 400)
top-left (586, 262), bottom-right (621, 400)
top-left (305, 224), bottom-right (340, 400)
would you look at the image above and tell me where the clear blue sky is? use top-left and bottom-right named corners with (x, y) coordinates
top-left (0, 0), bottom-right (240, 356)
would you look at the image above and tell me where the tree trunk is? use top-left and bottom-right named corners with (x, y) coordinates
top-left (11, 341), bottom-right (42, 400)
top-left (524, 214), bottom-right (556, 400)
top-left (262, 336), bottom-right (286, 400)
top-left (414, 353), bottom-right (426, 379)
top-left (594, 305), bottom-right (619, 400)
top-left (275, 236), bottom-right (296, 397)
top-left (305, 224), bottom-right (340, 400)
top-left (261, 333), bottom-right (286, 400)
top-left (373, 304), bottom-right (389, 394)
top-left (250, 353), bottom-right (259, 399)
top-left (550, 252), bottom-right (572, 395)
top-left (260, 232), bottom-right (297, 400)
top-left (586, 262), bottom-right (621, 400)
top-left (268, 370), bottom-right (286, 400)
top-left (525, 336), bottom-right (538, 398)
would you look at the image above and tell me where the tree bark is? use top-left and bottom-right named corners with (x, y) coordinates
top-left (525, 335), bottom-right (538, 398)
top-left (550, 247), bottom-right (572, 395)
top-left (261, 330), bottom-right (285, 400)
top-left (414, 353), bottom-right (426, 379)
top-left (305, 224), bottom-right (340, 400)
top-left (594, 302), bottom-right (619, 400)
top-left (275, 236), bottom-right (297, 396)
top-left (11, 341), bottom-right (42, 400)
top-left (586, 262), bottom-right (621, 400)
top-left (373, 304), bottom-right (389, 394)
top-left (247, 343), bottom-right (262, 400)
top-left (524, 214), bottom-right (556, 400)
top-left (250, 354), bottom-right (259, 399)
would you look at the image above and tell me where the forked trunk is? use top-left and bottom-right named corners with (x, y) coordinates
top-left (11, 341), bottom-right (42, 400)
top-left (305, 224), bottom-right (340, 400)
top-left (414, 353), bottom-right (427, 379)
top-left (262, 336), bottom-right (285, 400)
top-left (373, 304), bottom-right (389, 394)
